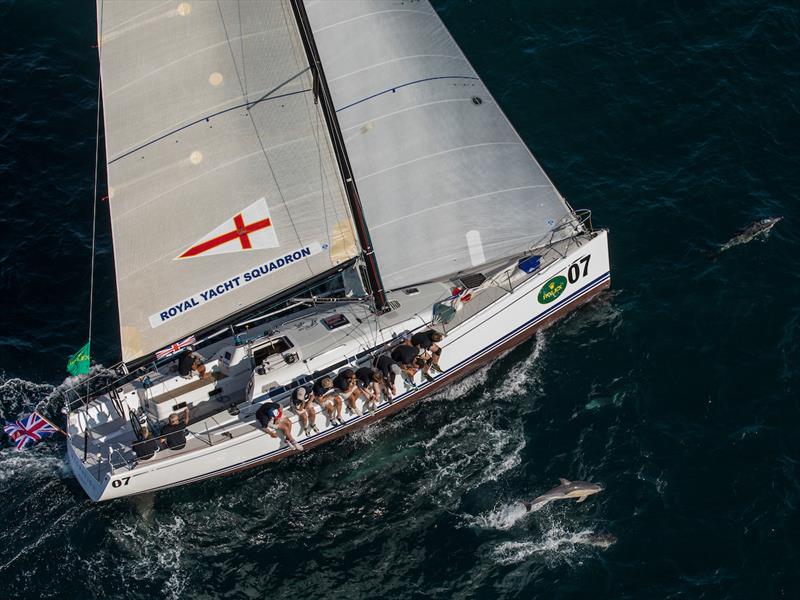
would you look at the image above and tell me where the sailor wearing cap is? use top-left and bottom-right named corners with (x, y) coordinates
top-left (290, 385), bottom-right (318, 436)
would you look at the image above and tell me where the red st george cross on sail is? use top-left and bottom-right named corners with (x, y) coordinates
top-left (177, 198), bottom-right (279, 259)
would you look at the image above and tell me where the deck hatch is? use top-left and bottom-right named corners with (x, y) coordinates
top-left (321, 314), bottom-right (350, 330)
top-left (253, 337), bottom-right (293, 365)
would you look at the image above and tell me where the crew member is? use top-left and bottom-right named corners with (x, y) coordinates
top-left (291, 385), bottom-right (318, 436)
top-left (313, 376), bottom-right (343, 425)
top-left (374, 353), bottom-right (402, 398)
top-left (178, 349), bottom-right (206, 379)
top-left (411, 329), bottom-right (445, 375)
top-left (333, 368), bottom-right (369, 417)
top-left (133, 426), bottom-right (159, 461)
top-left (256, 401), bottom-right (303, 451)
top-left (391, 341), bottom-right (422, 383)
top-left (356, 366), bottom-right (388, 411)
top-left (160, 407), bottom-right (190, 450)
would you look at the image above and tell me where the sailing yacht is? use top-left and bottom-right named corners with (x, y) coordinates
top-left (68, 0), bottom-right (611, 501)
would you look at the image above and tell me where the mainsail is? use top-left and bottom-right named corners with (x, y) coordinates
top-left (305, 0), bottom-right (579, 291)
top-left (97, 1), bottom-right (359, 363)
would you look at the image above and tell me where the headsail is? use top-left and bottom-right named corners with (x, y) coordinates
top-left (97, 1), bottom-right (358, 363)
top-left (305, 0), bottom-right (579, 291)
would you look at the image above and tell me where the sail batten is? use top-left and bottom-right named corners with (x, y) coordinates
top-left (98, 0), bottom-right (358, 363)
top-left (306, 0), bottom-right (578, 291)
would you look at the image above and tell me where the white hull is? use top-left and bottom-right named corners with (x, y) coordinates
top-left (68, 231), bottom-right (610, 501)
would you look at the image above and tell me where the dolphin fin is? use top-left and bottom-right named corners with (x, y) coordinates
top-left (559, 478), bottom-right (571, 485)
top-left (523, 502), bottom-right (532, 512)
top-left (576, 495), bottom-right (588, 503)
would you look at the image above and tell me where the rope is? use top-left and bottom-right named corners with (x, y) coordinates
top-left (74, 1), bottom-right (104, 452)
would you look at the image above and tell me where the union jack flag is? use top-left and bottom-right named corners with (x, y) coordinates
top-left (3, 412), bottom-right (58, 451)
top-left (155, 335), bottom-right (196, 360)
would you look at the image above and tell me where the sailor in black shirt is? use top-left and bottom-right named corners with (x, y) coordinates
top-left (133, 426), bottom-right (159, 461)
top-left (177, 349), bottom-right (206, 378)
top-left (333, 368), bottom-right (368, 417)
top-left (355, 366), bottom-right (377, 388)
top-left (391, 343), bottom-right (419, 368)
top-left (374, 353), bottom-right (402, 396)
top-left (355, 366), bottom-right (386, 411)
top-left (391, 342), bottom-right (423, 382)
top-left (332, 370), bottom-right (354, 396)
top-left (160, 407), bottom-right (189, 450)
top-left (255, 401), bottom-right (303, 451)
top-left (313, 376), bottom-right (343, 425)
top-left (411, 329), bottom-right (444, 375)
top-left (410, 330), bottom-right (435, 351)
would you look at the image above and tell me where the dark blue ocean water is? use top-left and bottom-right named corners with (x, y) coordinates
top-left (1, 1), bottom-right (799, 598)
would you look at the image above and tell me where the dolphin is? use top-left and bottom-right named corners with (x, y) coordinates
top-left (580, 532), bottom-right (617, 549)
top-left (523, 478), bottom-right (603, 511)
top-left (714, 216), bottom-right (782, 256)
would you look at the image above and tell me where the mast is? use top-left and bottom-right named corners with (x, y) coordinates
top-left (289, 0), bottom-right (388, 311)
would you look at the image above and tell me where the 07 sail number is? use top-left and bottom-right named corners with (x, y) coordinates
top-left (567, 255), bottom-right (591, 284)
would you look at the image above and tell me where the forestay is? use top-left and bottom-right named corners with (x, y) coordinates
top-left (305, 0), bottom-right (579, 291)
top-left (97, 1), bottom-right (358, 363)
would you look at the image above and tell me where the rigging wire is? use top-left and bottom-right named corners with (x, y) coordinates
top-left (72, 0), bottom-right (105, 452)
top-left (86, 0), bottom-right (106, 369)
top-left (87, 73), bottom-right (101, 361)
top-left (216, 1), bottom-right (310, 276)
top-left (217, 0), bottom-right (314, 275)
top-left (87, 2), bottom-right (105, 387)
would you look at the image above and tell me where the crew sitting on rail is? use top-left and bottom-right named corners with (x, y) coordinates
top-left (391, 340), bottom-right (425, 383)
top-left (256, 401), bottom-right (303, 451)
top-left (178, 348), bottom-right (206, 379)
top-left (356, 366), bottom-right (390, 411)
top-left (160, 407), bottom-right (190, 451)
top-left (313, 376), bottom-right (343, 426)
top-left (411, 329), bottom-right (445, 375)
top-left (333, 368), bottom-right (370, 417)
top-left (374, 353), bottom-right (402, 397)
top-left (291, 385), bottom-right (319, 436)
top-left (133, 426), bottom-right (159, 461)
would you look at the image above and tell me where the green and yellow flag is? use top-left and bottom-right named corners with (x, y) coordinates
top-left (67, 341), bottom-right (91, 376)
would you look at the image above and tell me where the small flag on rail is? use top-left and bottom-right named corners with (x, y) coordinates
top-left (155, 335), bottom-right (196, 360)
top-left (3, 412), bottom-right (60, 451)
top-left (66, 341), bottom-right (91, 376)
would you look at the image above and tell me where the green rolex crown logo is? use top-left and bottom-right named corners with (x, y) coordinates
top-left (537, 276), bottom-right (567, 304)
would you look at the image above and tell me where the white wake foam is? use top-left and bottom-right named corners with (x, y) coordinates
top-left (416, 415), bottom-right (526, 504)
top-left (426, 363), bottom-right (492, 403)
top-left (412, 335), bottom-right (551, 504)
top-left (466, 501), bottom-right (530, 530)
top-left (491, 527), bottom-right (599, 566)
top-left (0, 448), bottom-right (70, 483)
top-left (0, 376), bottom-right (53, 418)
top-left (495, 332), bottom-right (547, 400)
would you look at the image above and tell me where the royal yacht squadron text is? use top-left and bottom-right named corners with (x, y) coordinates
top-left (148, 243), bottom-right (325, 328)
